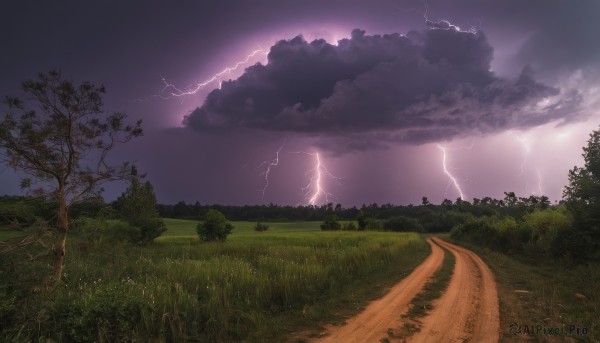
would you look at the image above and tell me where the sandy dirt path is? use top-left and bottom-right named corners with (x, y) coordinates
top-left (313, 238), bottom-right (444, 343)
top-left (408, 237), bottom-right (500, 343)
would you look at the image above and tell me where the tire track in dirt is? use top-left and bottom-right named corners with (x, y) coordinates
top-left (408, 237), bottom-right (500, 343)
top-left (312, 238), bottom-right (444, 343)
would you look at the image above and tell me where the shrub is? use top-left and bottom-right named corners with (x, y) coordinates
top-left (52, 282), bottom-right (144, 342)
top-left (493, 217), bottom-right (531, 251)
top-left (320, 215), bottom-right (341, 231)
top-left (523, 207), bottom-right (572, 252)
top-left (137, 217), bottom-right (167, 243)
top-left (551, 227), bottom-right (595, 262)
top-left (450, 216), bottom-right (498, 246)
top-left (73, 218), bottom-right (140, 243)
top-left (383, 216), bottom-right (424, 232)
top-left (254, 222), bottom-right (269, 232)
top-left (197, 210), bottom-right (233, 241)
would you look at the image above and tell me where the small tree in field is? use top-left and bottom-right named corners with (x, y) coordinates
top-left (320, 214), bottom-right (341, 231)
top-left (114, 174), bottom-right (167, 243)
top-left (0, 71), bottom-right (142, 284)
top-left (197, 209), bottom-right (233, 241)
top-left (254, 222), bottom-right (269, 232)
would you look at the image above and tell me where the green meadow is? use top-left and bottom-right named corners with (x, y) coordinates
top-left (1, 219), bottom-right (429, 342)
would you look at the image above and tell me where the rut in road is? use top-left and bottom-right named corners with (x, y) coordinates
top-left (313, 238), bottom-right (444, 343)
top-left (307, 237), bottom-right (500, 343)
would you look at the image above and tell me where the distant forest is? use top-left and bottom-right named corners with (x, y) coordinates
top-left (0, 193), bottom-right (551, 233)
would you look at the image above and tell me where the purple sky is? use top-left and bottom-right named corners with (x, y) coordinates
top-left (1, 0), bottom-right (599, 206)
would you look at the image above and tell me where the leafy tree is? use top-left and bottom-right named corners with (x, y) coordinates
top-left (320, 214), bottom-right (341, 231)
top-left (197, 209), bottom-right (233, 241)
top-left (503, 191), bottom-right (518, 207)
top-left (0, 71), bottom-right (142, 284)
top-left (114, 175), bottom-right (166, 243)
top-left (441, 199), bottom-right (453, 210)
top-left (450, 217), bottom-right (498, 245)
top-left (523, 207), bottom-right (572, 253)
top-left (562, 126), bottom-right (600, 259)
top-left (357, 210), bottom-right (367, 230)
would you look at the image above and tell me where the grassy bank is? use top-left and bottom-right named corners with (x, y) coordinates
top-left (1, 219), bottom-right (429, 342)
top-left (447, 236), bottom-right (599, 343)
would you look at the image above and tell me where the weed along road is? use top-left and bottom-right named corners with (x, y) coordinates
top-left (310, 237), bottom-right (500, 343)
top-left (314, 238), bottom-right (444, 342)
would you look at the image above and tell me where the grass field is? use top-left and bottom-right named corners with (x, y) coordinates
top-left (158, 218), bottom-right (323, 242)
top-left (1, 219), bottom-right (430, 342)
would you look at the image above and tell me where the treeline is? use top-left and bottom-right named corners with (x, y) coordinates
top-left (1, 193), bottom-right (552, 233)
top-left (450, 207), bottom-right (573, 258)
top-left (156, 193), bottom-right (550, 228)
top-left (451, 126), bottom-right (600, 262)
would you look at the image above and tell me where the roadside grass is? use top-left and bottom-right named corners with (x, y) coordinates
top-left (1, 219), bottom-right (429, 342)
top-left (386, 239), bottom-right (455, 341)
top-left (446, 236), bottom-right (599, 343)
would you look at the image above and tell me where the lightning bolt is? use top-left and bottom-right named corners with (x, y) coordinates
top-left (536, 168), bottom-right (543, 196)
top-left (258, 143), bottom-right (284, 200)
top-left (159, 48), bottom-right (268, 99)
top-left (396, 2), bottom-right (430, 21)
top-left (510, 130), bottom-right (544, 195)
top-left (437, 144), bottom-right (466, 200)
top-left (511, 131), bottom-right (532, 176)
top-left (396, 2), bottom-right (479, 34)
top-left (293, 151), bottom-right (340, 205)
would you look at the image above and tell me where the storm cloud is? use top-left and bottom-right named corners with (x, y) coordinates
top-left (512, 0), bottom-right (600, 78)
top-left (185, 21), bottom-right (579, 152)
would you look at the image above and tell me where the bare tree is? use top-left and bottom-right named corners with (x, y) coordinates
top-left (0, 71), bottom-right (142, 284)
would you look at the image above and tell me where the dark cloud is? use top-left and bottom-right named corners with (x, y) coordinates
top-left (513, 0), bottom-right (600, 78)
top-left (184, 21), bottom-right (580, 153)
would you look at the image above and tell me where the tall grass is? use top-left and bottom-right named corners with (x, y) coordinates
top-left (1, 220), bottom-right (428, 342)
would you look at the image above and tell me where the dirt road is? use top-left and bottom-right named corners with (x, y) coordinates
top-left (314, 238), bottom-right (444, 343)
top-left (409, 238), bottom-right (499, 343)
top-left (310, 237), bottom-right (499, 343)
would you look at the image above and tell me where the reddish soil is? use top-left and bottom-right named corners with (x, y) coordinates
top-left (305, 237), bottom-right (500, 343)
top-left (408, 238), bottom-right (499, 343)
top-left (313, 238), bottom-right (444, 343)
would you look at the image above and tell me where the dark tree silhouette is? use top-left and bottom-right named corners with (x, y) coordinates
top-left (197, 209), bottom-right (233, 241)
top-left (562, 126), bottom-right (600, 259)
top-left (114, 175), bottom-right (166, 243)
top-left (0, 71), bottom-right (142, 284)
